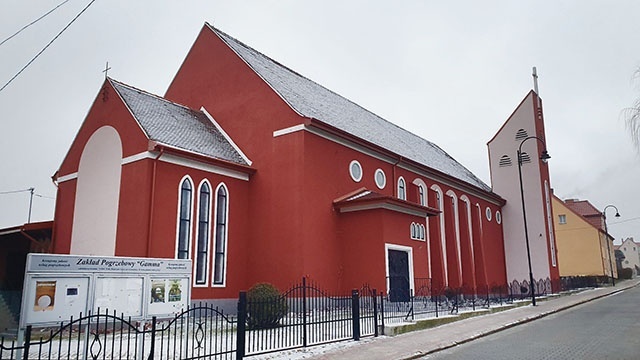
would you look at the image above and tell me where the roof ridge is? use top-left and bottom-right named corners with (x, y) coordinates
top-left (206, 25), bottom-right (444, 153)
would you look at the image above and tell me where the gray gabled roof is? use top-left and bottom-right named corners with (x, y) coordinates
top-left (110, 79), bottom-right (248, 165)
top-left (208, 24), bottom-right (491, 192)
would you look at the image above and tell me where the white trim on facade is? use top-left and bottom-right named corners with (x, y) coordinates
top-left (446, 190), bottom-right (463, 285)
top-left (544, 181), bottom-right (557, 267)
top-left (271, 123), bottom-right (501, 206)
top-left (161, 153), bottom-right (249, 181)
top-left (460, 195), bottom-right (476, 282)
top-left (273, 124), bottom-right (306, 137)
top-left (431, 185), bottom-right (448, 286)
top-left (384, 243), bottom-right (415, 296)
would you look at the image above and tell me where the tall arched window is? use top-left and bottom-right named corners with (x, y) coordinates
top-left (177, 178), bottom-right (193, 260)
top-left (195, 182), bottom-right (211, 285)
top-left (418, 184), bottom-right (425, 206)
top-left (213, 185), bottom-right (228, 286)
top-left (397, 177), bottom-right (406, 200)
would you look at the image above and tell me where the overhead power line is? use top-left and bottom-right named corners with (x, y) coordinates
top-left (0, 0), bottom-right (70, 48)
top-left (0, 0), bottom-right (96, 94)
top-left (0, 188), bottom-right (33, 195)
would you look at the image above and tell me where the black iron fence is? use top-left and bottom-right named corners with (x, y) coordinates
top-left (238, 277), bottom-right (378, 357)
top-left (0, 304), bottom-right (238, 360)
top-left (1, 278), bottom-right (378, 360)
top-left (2, 275), bottom-right (602, 359)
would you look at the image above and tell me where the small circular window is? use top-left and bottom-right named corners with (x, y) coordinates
top-left (495, 211), bottom-right (502, 224)
top-left (349, 160), bottom-right (362, 182)
top-left (374, 169), bottom-right (386, 189)
top-left (485, 207), bottom-right (492, 221)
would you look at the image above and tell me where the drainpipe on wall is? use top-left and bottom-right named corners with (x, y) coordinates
top-left (146, 146), bottom-right (164, 257)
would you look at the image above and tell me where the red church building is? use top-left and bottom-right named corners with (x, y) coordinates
top-left (51, 24), bottom-right (509, 306)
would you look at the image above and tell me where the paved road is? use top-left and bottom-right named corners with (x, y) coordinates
top-left (423, 285), bottom-right (640, 360)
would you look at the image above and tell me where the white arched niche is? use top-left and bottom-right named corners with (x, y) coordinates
top-left (70, 126), bottom-right (122, 255)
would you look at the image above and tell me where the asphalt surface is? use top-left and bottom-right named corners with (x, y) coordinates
top-left (424, 284), bottom-right (640, 359)
top-left (312, 279), bottom-right (640, 360)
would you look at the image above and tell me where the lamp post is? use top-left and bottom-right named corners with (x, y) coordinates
top-left (517, 136), bottom-right (551, 306)
top-left (602, 205), bottom-right (620, 286)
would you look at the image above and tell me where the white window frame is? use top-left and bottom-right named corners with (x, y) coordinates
top-left (397, 176), bottom-right (406, 200)
top-left (212, 183), bottom-right (230, 287)
top-left (384, 243), bottom-right (415, 297)
top-left (194, 180), bottom-right (212, 287)
top-left (175, 175), bottom-right (194, 261)
top-left (374, 168), bottom-right (386, 189)
top-left (349, 160), bottom-right (363, 182)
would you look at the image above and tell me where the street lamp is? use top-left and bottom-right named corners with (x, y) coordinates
top-left (602, 205), bottom-right (620, 286)
top-left (517, 136), bottom-right (551, 306)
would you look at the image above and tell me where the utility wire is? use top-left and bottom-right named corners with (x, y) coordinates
top-left (0, 0), bottom-right (97, 94)
top-left (0, 188), bottom-right (33, 195)
top-left (0, 0), bottom-right (70, 47)
top-left (0, 188), bottom-right (54, 200)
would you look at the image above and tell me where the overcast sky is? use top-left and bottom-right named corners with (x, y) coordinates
top-left (1, 1), bottom-right (639, 244)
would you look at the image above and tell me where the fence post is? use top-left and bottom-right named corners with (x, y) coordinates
top-left (351, 290), bottom-right (360, 341)
top-left (372, 289), bottom-right (378, 337)
top-left (410, 288), bottom-right (415, 321)
top-left (147, 316), bottom-right (156, 360)
top-left (236, 292), bottom-right (247, 360)
top-left (379, 291), bottom-right (385, 335)
top-left (435, 291), bottom-right (439, 318)
top-left (302, 277), bottom-right (307, 348)
top-left (22, 325), bottom-right (32, 360)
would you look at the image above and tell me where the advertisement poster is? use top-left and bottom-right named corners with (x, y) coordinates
top-left (34, 281), bottom-right (56, 311)
top-left (150, 280), bottom-right (165, 303)
top-left (168, 279), bottom-right (182, 302)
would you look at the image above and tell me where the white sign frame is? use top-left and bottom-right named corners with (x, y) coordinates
top-left (20, 253), bottom-right (192, 327)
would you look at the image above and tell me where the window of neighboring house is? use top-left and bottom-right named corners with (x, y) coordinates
top-left (485, 207), bottom-right (492, 221)
top-left (418, 184), bottom-right (425, 206)
top-left (177, 178), bottom-right (192, 260)
top-left (410, 223), bottom-right (416, 239)
top-left (558, 214), bottom-right (567, 225)
top-left (213, 185), bottom-right (228, 286)
top-left (195, 182), bottom-right (211, 285)
top-left (398, 177), bottom-right (406, 200)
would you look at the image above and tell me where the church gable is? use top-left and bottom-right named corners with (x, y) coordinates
top-left (110, 79), bottom-right (249, 166)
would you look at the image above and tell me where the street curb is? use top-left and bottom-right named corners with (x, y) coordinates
top-left (399, 281), bottom-right (639, 360)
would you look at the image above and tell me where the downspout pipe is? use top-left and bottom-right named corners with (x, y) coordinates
top-left (146, 146), bottom-right (164, 257)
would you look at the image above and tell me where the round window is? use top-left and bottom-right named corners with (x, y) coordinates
top-left (496, 211), bottom-right (502, 224)
top-left (486, 207), bottom-right (492, 221)
top-left (349, 160), bottom-right (362, 182)
top-left (374, 169), bottom-right (386, 189)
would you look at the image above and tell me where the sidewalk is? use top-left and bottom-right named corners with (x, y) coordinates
top-left (311, 279), bottom-right (640, 360)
